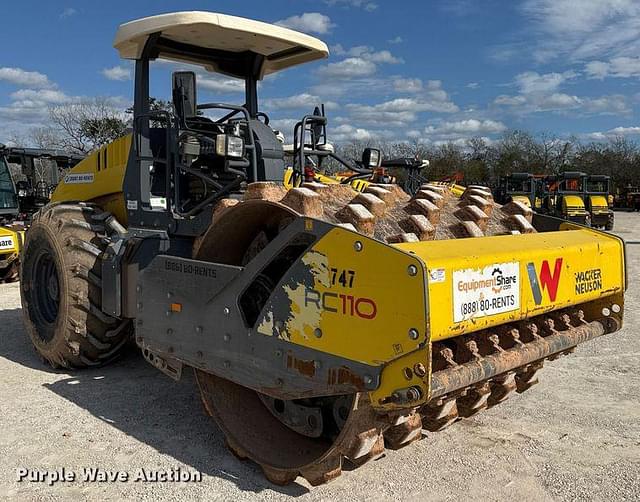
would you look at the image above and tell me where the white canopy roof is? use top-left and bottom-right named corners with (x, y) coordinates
top-left (114, 11), bottom-right (329, 78)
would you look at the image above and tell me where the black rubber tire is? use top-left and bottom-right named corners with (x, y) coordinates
top-left (0, 260), bottom-right (18, 283)
top-left (605, 214), bottom-right (614, 231)
top-left (20, 203), bottom-right (131, 368)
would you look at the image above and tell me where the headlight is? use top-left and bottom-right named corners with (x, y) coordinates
top-left (216, 134), bottom-right (244, 158)
top-left (368, 149), bottom-right (380, 167)
top-left (18, 190), bottom-right (27, 197)
top-left (362, 148), bottom-right (381, 168)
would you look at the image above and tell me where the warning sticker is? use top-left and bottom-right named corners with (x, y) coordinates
top-left (453, 262), bottom-right (520, 322)
top-left (64, 173), bottom-right (94, 184)
top-left (0, 236), bottom-right (15, 251)
top-left (429, 268), bottom-right (446, 283)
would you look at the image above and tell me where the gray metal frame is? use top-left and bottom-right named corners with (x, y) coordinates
top-left (134, 217), bottom-right (381, 399)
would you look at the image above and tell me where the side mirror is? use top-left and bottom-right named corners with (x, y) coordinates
top-left (172, 71), bottom-right (197, 119)
top-left (362, 148), bottom-right (381, 168)
top-left (311, 105), bottom-right (324, 147)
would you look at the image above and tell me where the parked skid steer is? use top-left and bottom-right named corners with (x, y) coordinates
top-left (20, 12), bottom-right (626, 486)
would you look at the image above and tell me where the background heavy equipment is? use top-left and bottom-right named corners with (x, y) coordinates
top-left (538, 172), bottom-right (591, 225)
top-left (6, 147), bottom-right (84, 222)
top-left (495, 172), bottom-right (539, 208)
top-left (0, 146), bottom-right (83, 282)
top-left (0, 145), bottom-right (24, 282)
top-left (614, 185), bottom-right (640, 211)
top-left (584, 174), bottom-right (614, 230)
top-left (20, 12), bottom-right (626, 487)
top-left (283, 106), bottom-right (429, 195)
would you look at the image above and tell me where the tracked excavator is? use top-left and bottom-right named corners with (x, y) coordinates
top-left (20, 12), bottom-right (626, 486)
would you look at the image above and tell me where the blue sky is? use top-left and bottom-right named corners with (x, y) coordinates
top-left (1, 0), bottom-right (639, 146)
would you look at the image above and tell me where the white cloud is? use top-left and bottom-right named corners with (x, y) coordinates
top-left (324, 0), bottom-right (378, 12)
top-left (494, 91), bottom-right (630, 115)
top-left (582, 95), bottom-right (630, 115)
top-left (198, 75), bottom-right (244, 94)
top-left (537, 93), bottom-right (581, 109)
top-left (393, 78), bottom-right (423, 93)
top-left (334, 45), bottom-right (403, 64)
top-left (316, 46), bottom-right (402, 83)
top-left (466, 82), bottom-right (480, 89)
top-left (425, 119), bottom-right (507, 136)
top-left (582, 126), bottom-right (640, 141)
top-left (346, 87), bottom-right (459, 127)
top-left (332, 124), bottom-right (374, 141)
top-left (264, 93), bottom-right (338, 111)
top-left (388, 36), bottom-right (403, 44)
top-left (492, 67), bottom-right (630, 116)
top-left (494, 95), bottom-right (526, 106)
top-left (0, 67), bottom-right (53, 88)
top-left (345, 80), bottom-right (458, 125)
top-left (275, 13), bottom-right (334, 34)
top-left (9, 89), bottom-right (71, 106)
top-left (522, 0), bottom-right (640, 62)
top-left (514, 70), bottom-right (576, 94)
top-left (101, 65), bottom-right (131, 81)
top-left (364, 50), bottom-right (403, 64)
top-left (585, 56), bottom-right (640, 79)
top-left (60, 7), bottom-right (76, 19)
top-left (317, 57), bottom-right (377, 78)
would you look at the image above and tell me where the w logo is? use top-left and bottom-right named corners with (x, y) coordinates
top-left (527, 258), bottom-right (563, 305)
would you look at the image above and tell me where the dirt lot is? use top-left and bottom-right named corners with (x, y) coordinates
top-left (1, 212), bottom-right (638, 501)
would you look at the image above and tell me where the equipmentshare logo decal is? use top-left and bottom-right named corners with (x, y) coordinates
top-left (527, 258), bottom-right (562, 305)
top-left (0, 236), bottom-right (15, 250)
top-left (453, 262), bottom-right (520, 322)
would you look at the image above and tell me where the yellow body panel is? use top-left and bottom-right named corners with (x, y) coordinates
top-left (51, 134), bottom-right (132, 223)
top-left (0, 226), bottom-right (22, 254)
top-left (259, 225), bottom-right (428, 366)
top-left (396, 229), bottom-right (624, 341)
top-left (283, 167), bottom-right (371, 192)
top-left (561, 194), bottom-right (587, 215)
top-left (449, 183), bottom-right (466, 197)
top-left (0, 225), bottom-right (24, 267)
top-left (262, 223), bottom-right (624, 409)
top-left (588, 195), bottom-right (609, 214)
top-left (512, 195), bottom-right (532, 207)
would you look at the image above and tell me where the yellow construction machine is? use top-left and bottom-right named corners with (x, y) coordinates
top-left (0, 147), bottom-right (24, 282)
top-left (20, 12), bottom-right (626, 486)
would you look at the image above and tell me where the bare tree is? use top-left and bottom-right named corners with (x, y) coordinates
top-left (49, 97), bottom-right (128, 153)
top-left (28, 127), bottom-right (61, 149)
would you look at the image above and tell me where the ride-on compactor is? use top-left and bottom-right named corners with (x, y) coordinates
top-left (495, 172), bottom-right (538, 208)
top-left (0, 145), bottom-right (24, 282)
top-left (584, 174), bottom-right (614, 230)
top-left (20, 12), bottom-right (626, 486)
top-left (539, 172), bottom-right (591, 225)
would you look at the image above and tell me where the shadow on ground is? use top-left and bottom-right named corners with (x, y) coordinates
top-left (0, 305), bottom-right (309, 496)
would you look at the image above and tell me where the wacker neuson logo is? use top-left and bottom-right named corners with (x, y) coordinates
top-left (527, 258), bottom-right (563, 305)
top-left (574, 268), bottom-right (602, 295)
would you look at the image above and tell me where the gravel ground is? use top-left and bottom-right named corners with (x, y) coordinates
top-left (1, 212), bottom-right (638, 501)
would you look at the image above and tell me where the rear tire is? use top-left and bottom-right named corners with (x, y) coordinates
top-left (605, 213), bottom-right (614, 231)
top-left (0, 260), bottom-right (18, 283)
top-left (20, 203), bottom-right (131, 368)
